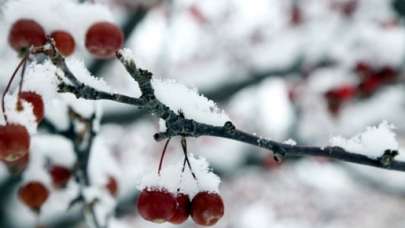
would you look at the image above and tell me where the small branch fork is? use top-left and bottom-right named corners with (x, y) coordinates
top-left (54, 108), bottom-right (104, 228)
top-left (32, 44), bottom-right (405, 173)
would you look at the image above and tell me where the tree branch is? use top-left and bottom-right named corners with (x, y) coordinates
top-left (37, 47), bottom-right (405, 173)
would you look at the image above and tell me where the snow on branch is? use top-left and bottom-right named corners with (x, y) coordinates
top-left (34, 44), bottom-right (405, 173)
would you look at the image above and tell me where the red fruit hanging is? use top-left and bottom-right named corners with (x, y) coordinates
top-left (85, 22), bottom-right (124, 59)
top-left (50, 165), bottom-right (72, 188)
top-left (0, 124), bottom-right (30, 162)
top-left (19, 91), bottom-right (44, 123)
top-left (50, 31), bottom-right (76, 56)
top-left (191, 191), bottom-right (224, 226)
top-left (169, 193), bottom-right (191, 224)
top-left (137, 188), bottom-right (177, 223)
top-left (105, 176), bottom-right (119, 197)
top-left (18, 181), bottom-right (49, 211)
top-left (8, 19), bottom-right (46, 52)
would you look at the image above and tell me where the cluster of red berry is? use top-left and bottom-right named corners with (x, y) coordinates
top-left (324, 62), bottom-right (398, 115)
top-left (1, 17), bottom-right (123, 216)
top-left (8, 18), bottom-right (123, 58)
top-left (137, 188), bottom-right (224, 226)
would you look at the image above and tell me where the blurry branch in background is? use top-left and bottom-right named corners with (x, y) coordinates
top-left (40, 109), bottom-right (102, 228)
top-left (341, 164), bottom-right (405, 198)
top-left (34, 45), bottom-right (404, 173)
top-left (89, 7), bottom-right (148, 76)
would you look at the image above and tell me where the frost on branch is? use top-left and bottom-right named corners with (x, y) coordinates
top-left (329, 121), bottom-right (399, 158)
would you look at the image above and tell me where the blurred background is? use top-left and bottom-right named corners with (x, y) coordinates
top-left (1, 0), bottom-right (405, 227)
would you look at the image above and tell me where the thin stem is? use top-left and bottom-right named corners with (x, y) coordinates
top-left (157, 138), bottom-right (171, 176)
top-left (16, 55), bottom-right (28, 110)
top-left (2, 53), bottom-right (28, 123)
top-left (181, 137), bottom-right (197, 180)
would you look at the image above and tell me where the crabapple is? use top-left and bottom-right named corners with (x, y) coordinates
top-left (0, 124), bottom-right (30, 162)
top-left (50, 31), bottom-right (76, 56)
top-left (169, 193), bottom-right (191, 224)
top-left (49, 165), bottom-right (72, 188)
top-left (85, 22), bottom-right (124, 59)
top-left (18, 181), bottom-right (49, 211)
top-left (105, 176), bottom-right (118, 197)
top-left (191, 191), bottom-right (224, 226)
top-left (8, 19), bottom-right (46, 52)
top-left (137, 188), bottom-right (177, 223)
top-left (19, 91), bottom-right (44, 123)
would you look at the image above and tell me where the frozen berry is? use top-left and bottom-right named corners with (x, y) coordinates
top-left (8, 19), bottom-right (46, 52)
top-left (18, 181), bottom-right (49, 211)
top-left (106, 176), bottom-right (118, 197)
top-left (50, 31), bottom-right (76, 56)
top-left (50, 165), bottom-right (71, 188)
top-left (0, 124), bottom-right (30, 162)
top-left (137, 188), bottom-right (177, 223)
top-left (191, 192), bottom-right (224, 226)
top-left (169, 193), bottom-right (190, 224)
top-left (85, 22), bottom-right (124, 59)
top-left (19, 91), bottom-right (44, 123)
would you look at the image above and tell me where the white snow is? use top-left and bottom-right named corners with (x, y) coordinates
top-left (119, 48), bottom-right (231, 126)
top-left (66, 58), bottom-right (112, 93)
top-left (23, 60), bottom-right (61, 103)
top-left (2, 93), bottom-right (37, 133)
top-left (329, 121), bottom-right (399, 158)
top-left (283, 139), bottom-right (297, 146)
top-left (152, 78), bottom-right (230, 126)
top-left (138, 153), bottom-right (221, 198)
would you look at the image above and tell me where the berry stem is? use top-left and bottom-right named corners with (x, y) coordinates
top-left (181, 137), bottom-right (197, 180)
top-left (16, 54), bottom-right (28, 111)
top-left (158, 138), bottom-right (171, 176)
top-left (2, 53), bottom-right (29, 123)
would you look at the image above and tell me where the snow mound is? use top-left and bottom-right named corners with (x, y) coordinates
top-left (329, 121), bottom-right (399, 158)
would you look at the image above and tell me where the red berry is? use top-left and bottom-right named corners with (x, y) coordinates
top-left (376, 66), bottom-right (397, 82)
top-left (85, 22), bottom-right (124, 59)
top-left (3, 152), bottom-right (29, 174)
top-left (50, 31), bottom-right (76, 56)
top-left (290, 5), bottom-right (303, 26)
top-left (50, 165), bottom-right (71, 188)
top-left (355, 61), bottom-right (372, 78)
top-left (19, 91), bottom-right (45, 123)
top-left (0, 124), bottom-right (30, 162)
top-left (189, 5), bottom-right (208, 24)
top-left (358, 76), bottom-right (382, 95)
top-left (137, 188), bottom-right (177, 223)
top-left (8, 19), bottom-right (46, 52)
top-left (169, 193), bottom-right (191, 224)
top-left (18, 181), bottom-right (49, 211)
top-left (324, 85), bottom-right (355, 115)
top-left (106, 176), bottom-right (119, 197)
top-left (191, 192), bottom-right (224, 226)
